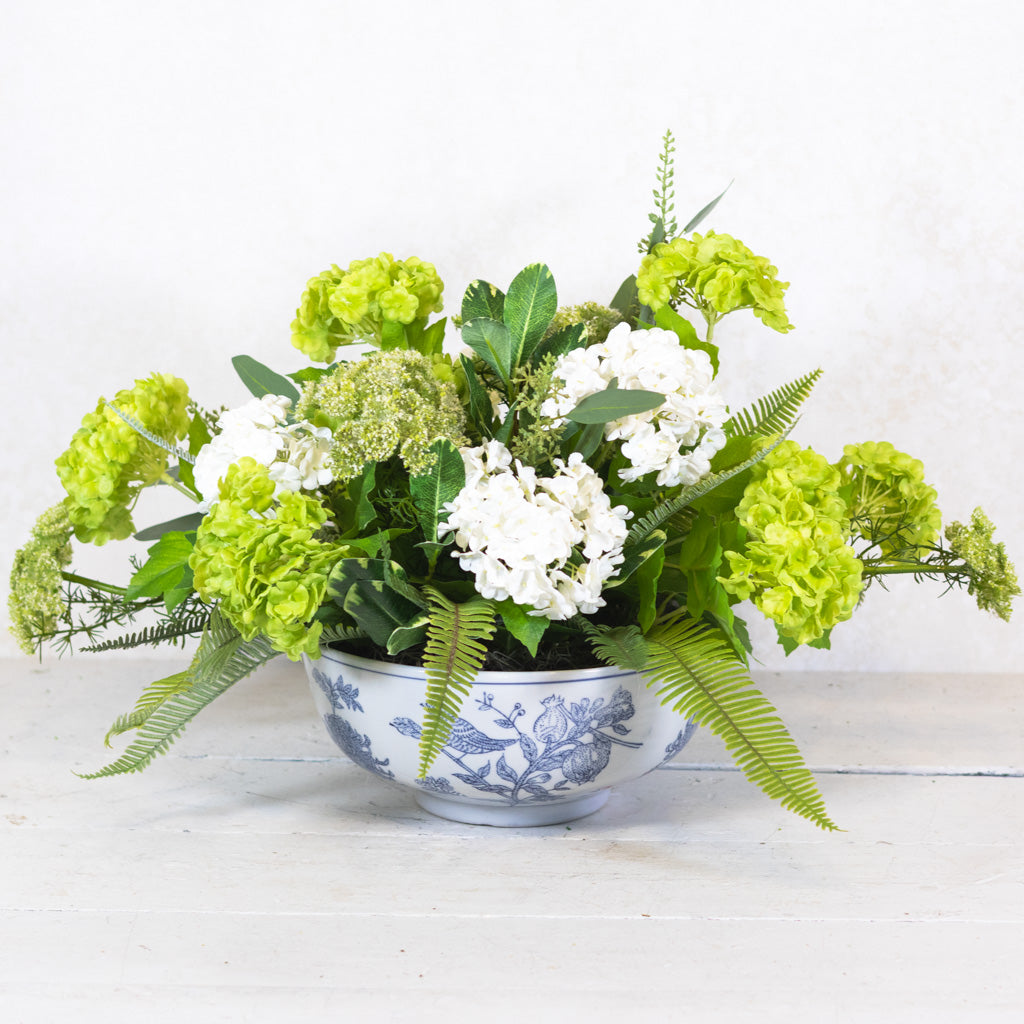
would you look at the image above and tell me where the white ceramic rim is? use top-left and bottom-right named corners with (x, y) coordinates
top-left (315, 644), bottom-right (640, 687)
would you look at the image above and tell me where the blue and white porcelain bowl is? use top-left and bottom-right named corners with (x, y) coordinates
top-left (303, 646), bottom-right (697, 826)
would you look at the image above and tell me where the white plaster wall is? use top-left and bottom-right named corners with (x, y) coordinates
top-left (3, 0), bottom-right (1022, 670)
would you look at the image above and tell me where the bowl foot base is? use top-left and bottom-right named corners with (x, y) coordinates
top-left (413, 788), bottom-right (610, 827)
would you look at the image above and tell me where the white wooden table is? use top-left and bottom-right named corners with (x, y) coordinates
top-left (2, 656), bottom-right (1022, 1022)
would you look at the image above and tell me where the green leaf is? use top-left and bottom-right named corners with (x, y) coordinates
top-left (495, 599), bottom-right (549, 657)
top-left (178, 411), bottom-right (212, 492)
top-left (653, 304), bottom-right (719, 374)
top-left (410, 439), bottom-right (466, 546)
top-left (380, 319), bottom-right (407, 350)
top-left (461, 317), bottom-right (512, 387)
top-left (462, 280), bottom-right (506, 324)
top-left (528, 322), bottom-right (584, 368)
top-left (566, 421), bottom-right (605, 461)
top-left (634, 543), bottom-right (666, 633)
top-left (125, 531), bottom-right (196, 611)
top-left (387, 616), bottom-right (430, 655)
top-left (609, 274), bottom-right (640, 324)
top-left (343, 579), bottom-right (423, 647)
top-left (102, 670), bottom-right (192, 746)
top-left (683, 180), bottom-right (733, 233)
top-left (346, 463), bottom-right (378, 533)
top-left (503, 263), bottom-right (557, 367)
top-left (460, 353), bottom-right (495, 437)
top-left (231, 355), bottom-right (300, 405)
top-left (134, 513), bottom-right (204, 542)
top-left (566, 380), bottom-right (665, 424)
top-left (644, 617), bottom-right (837, 830)
top-left (606, 529), bottom-right (667, 589)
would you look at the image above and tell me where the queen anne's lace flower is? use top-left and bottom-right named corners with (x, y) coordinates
top-left (438, 442), bottom-right (631, 620)
top-left (192, 394), bottom-right (333, 507)
top-left (541, 324), bottom-right (728, 487)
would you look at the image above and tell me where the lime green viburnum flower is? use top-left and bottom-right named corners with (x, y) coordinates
top-left (837, 441), bottom-right (941, 558)
top-left (54, 373), bottom-right (191, 545)
top-left (945, 508), bottom-right (1019, 622)
top-left (637, 231), bottom-right (793, 334)
top-left (291, 253), bottom-right (444, 362)
top-left (8, 503), bottom-right (74, 654)
top-left (189, 458), bottom-right (347, 660)
top-left (719, 440), bottom-right (864, 645)
top-left (296, 349), bottom-right (467, 482)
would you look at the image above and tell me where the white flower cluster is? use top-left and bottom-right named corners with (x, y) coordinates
top-left (193, 394), bottom-right (334, 505)
top-left (438, 441), bottom-right (632, 620)
top-left (541, 323), bottom-right (729, 487)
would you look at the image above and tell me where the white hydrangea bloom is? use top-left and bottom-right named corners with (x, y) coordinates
top-left (193, 394), bottom-right (334, 505)
top-left (438, 443), bottom-right (631, 620)
top-left (541, 323), bottom-right (729, 488)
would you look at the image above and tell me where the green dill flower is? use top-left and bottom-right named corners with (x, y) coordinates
top-left (54, 373), bottom-right (191, 545)
top-left (838, 441), bottom-right (942, 558)
top-left (720, 440), bottom-right (863, 645)
top-left (543, 302), bottom-right (623, 346)
top-left (189, 459), bottom-right (346, 659)
top-left (296, 349), bottom-right (466, 481)
top-left (8, 504), bottom-right (74, 654)
top-left (291, 253), bottom-right (444, 362)
top-left (945, 508), bottom-right (1019, 622)
top-left (637, 231), bottom-right (792, 334)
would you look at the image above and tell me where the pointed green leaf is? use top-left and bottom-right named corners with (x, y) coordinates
top-left (567, 381), bottom-right (665, 424)
top-left (461, 317), bottom-right (512, 386)
top-left (462, 280), bottom-right (506, 324)
top-left (653, 304), bottom-right (719, 374)
top-left (125, 531), bottom-right (196, 610)
top-left (503, 263), bottom-right (558, 367)
top-left (495, 599), bottom-right (549, 657)
top-left (231, 355), bottom-right (300, 404)
top-left (683, 180), bottom-right (733, 233)
top-left (134, 513), bottom-right (204, 542)
top-left (529, 322), bottom-right (584, 368)
top-left (609, 274), bottom-right (640, 323)
top-left (410, 439), bottom-right (466, 545)
top-left (343, 579), bottom-right (423, 647)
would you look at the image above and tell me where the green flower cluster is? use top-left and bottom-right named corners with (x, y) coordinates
top-left (296, 349), bottom-right (466, 481)
top-left (54, 373), bottom-right (191, 544)
top-left (945, 508), bottom-right (1019, 622)
top-left (189, 459), bottom-right (346, 659)
top-left (838, 441), bottom-right (941, 557)
top-left (720, 440), bottom-right (863, 645)
top-left (543, 302), bottom-right (623, 346)
top-left (8, 504), bottom-right (74, 654)
top-left (636, 231), bottom-right (792, 333)
top-left (291, 253), bottom-right (444, 362)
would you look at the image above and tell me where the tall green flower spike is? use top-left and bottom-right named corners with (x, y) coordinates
top-left (637, 231), bottom-right (793, 336)
top-left (8, 503), bottom-right (74, 654)
top-left (291, 253), bottom-right (444, 362)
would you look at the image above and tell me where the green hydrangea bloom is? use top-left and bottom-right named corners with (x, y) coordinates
top-left (636, 231), bottom-right (792, 333)
top-left (838, 441), bottom-right (941, 557)
top-left (945, 508), bottom-right (1019, 622)
top-left (189, 459), bottom-right (345, 660)
top-left (720, 440), bottom-right (863, 645)
top-left (291, 253), bottom-right (444, 362)
top-left (54, 373), bottom-right (191, 544)
top-left (296, 349), bottom-right (467, 482)
top-left (543, 302), bottom-right (623, 346)
top-left (8, 504), bottom-right (74, 654)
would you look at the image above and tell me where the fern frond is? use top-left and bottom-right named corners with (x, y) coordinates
top-left (78, 609), bottom-right (279, 778)
top-left (106, 401), bottom-right (196, 464)
top-left (627, 432), bottom-right (788, 544)
top-left (103, 670), bottom-right (192, 745)
top-left (417, 586), bottom-right (496, 776)
top-left (577, 618), bottom-right (650, 670)
top-left (724, 368), bottom-right (822, 439)
top-left (82, 611), bottom-right (210, 652)
top-left (643, 617), bottom-right (837, 830)
top-left (317, 623), bottom-right (369, 647)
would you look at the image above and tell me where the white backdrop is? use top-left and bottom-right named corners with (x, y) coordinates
top-left (3, 0), bottom-right (1022, 670)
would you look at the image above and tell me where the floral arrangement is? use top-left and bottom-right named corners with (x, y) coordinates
top-left (10, 133), bottom-right (1018, 830)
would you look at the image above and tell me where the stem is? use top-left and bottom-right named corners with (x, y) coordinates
top-left (861, 563), bottom-right (963, 577)
top-left (61, 572), bottom-right (128, 597)
top-left (160, 473), bottom-right (200, 502)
